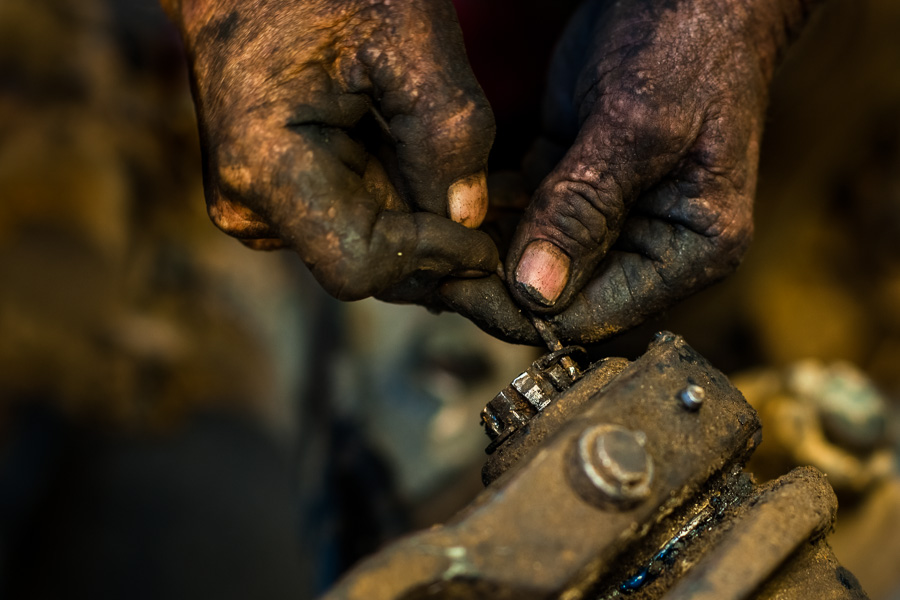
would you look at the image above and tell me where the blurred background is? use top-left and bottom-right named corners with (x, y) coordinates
top-left (0, 0), bottom-right (899, 598)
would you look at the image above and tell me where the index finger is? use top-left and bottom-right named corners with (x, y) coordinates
top-left (216, 119), bottom-right (500, 302)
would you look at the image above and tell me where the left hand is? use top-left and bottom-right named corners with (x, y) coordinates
top-left (161, 0), bottom-right (499, 306)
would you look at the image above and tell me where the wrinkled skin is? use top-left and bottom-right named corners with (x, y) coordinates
top-left (166, 0), bottom-right (821, 345)
top-left (164, 0), bottom-right (498, 303)
top-left (441, 0), bottom-right (821, 345)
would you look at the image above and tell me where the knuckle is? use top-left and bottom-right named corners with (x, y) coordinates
top-left (206, 129), bottom-right (250, 192)
top-left (456, 95), bottom-right (496, 138)
top-left (317, 257), bottom-right (380, 302)
top-left (547, 181), bottom-right (611, 249)
top-left (214, 160), bottom-right (254, 197)
top-left (430, 95), bottom-right (495, 160)
top-left (716, 218), bottom-right (753, 266)
top-left (705, 202), bottom-right (753, 276)
top-left (535, 178), bottom-right (621, 253)
top-left (206, 194), bottom-right (273, 239)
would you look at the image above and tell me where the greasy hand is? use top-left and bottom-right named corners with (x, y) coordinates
top-left (166, 0), bottom-right (497, 302)
top-left (442, 0), bottom-right (818, 345)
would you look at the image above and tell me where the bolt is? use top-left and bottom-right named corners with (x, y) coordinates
top-left (571, 424), bottom-right (653, 508)
top-left (653, 331), bottom-right (676, 344)
top-left (679, 384), bottom-right (706, 411)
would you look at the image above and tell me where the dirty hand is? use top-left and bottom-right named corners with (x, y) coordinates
top-left (162, 0), bottom-right (497, 302)
top-left (442, 0), bottom-right (821, 345)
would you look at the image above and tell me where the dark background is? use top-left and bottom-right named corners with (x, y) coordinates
top-left (1, 0), bottom-right (899, 598)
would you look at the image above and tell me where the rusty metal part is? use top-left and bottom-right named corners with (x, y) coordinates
top-left (321, 333), bottom-right (867, 600)
top-left (531, 315), bottom-right (580, 380)
top-left (751, 537), bottom-right (869, 600)
top-left (482, 355), bottom-right (630, 485)
top-left (567, 424), bottom-right (654, 509)
top-left (480, 344), bottom-right (586, 454)
top-left (325, 334), bottom-right (759, 598)
top-left (661, 467), bottom-right (837, 600)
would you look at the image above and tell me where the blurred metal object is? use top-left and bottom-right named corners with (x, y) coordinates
top-left (568, 424), bottom-right (654, 509)
top-left (734, 360), bottom-right (900, 599)
top-left (323, 334), bottom-right (867, 600)
top-left (787, 360), bottom-right (887, 452)
top-left (736, 360), bottom-right (896, 495)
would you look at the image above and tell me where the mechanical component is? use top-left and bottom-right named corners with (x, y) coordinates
top-left (679, 384), bottom-right (706, 411)
top-left (323, 333), bottom-right (868, 600)
top-left (480, 346), bottom-right (585, 453)
top-left (531, 316), bottom-right (580, 380)
top-left (568, 424), bottom-right (654, 509)
top-left (737, 360), bottom-right (895, 494)
top-left (661, 467), bottom-right (837, 600)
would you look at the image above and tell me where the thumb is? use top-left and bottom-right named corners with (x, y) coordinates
top-left (507, 98), bottom-right (690, 312)
top-left (364, 1), bottom-right (495, 228)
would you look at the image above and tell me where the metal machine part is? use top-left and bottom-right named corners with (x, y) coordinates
top-left (322, 333), bottom-right (868, 600)
top-left (480, 345), bottom-right (586, 453)
top-left (480, 314), bottom-right (587, 454)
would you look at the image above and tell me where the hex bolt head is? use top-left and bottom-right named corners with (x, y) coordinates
top-left (568, 424), bottom-right (654, 509)
top-left (679, 384), bottom-right (706, 411)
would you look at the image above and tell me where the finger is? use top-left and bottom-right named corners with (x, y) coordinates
top-left (537, 164), bottom-right (754, 344)
top-left (308, 209), bottom-right (499, 302)
top-left (507, 92), bottom-right (698, 313)
top-left (358, 1), bottom-right (495, 228)
top-left (439, 276), bottom-right (543, 346)
top-left (216, 124), bottom-right (499, 302)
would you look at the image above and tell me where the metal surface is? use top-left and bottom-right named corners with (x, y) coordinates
top-left (482, 355), bottom-right (630, 486)
top-left (661, 467), bottom-right (837, 600)
top-left (325, 334), bottom-right (762, 599)
top-left (321, 333), bottom-right (868, 600)
top-left (678, 385), bottom-right (705, 411)
top-left (568, 424), bottom-right (654, 509)
top-left (480, 346), bottom-right (586, 454)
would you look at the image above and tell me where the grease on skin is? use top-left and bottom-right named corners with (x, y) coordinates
top-left (207, 195), bottom-right (276, 239)
top-left (171, 0), bottom-right (497, 306)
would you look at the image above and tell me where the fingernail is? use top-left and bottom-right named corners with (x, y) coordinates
top-left (514, 240), bottom-right (570, 307)
top-left (448, 171), bottom-right (488, 229)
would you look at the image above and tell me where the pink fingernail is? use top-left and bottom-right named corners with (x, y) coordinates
top-left (514, 240), bottom-right (570, 306)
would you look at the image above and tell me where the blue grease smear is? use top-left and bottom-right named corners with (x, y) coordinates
top-left (618, 499), bottom-right (719, 594)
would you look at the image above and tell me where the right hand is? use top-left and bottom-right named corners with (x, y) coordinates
top-left (441, 0), bottom-right (823, 345)
top-left (166, 0), bottom-right (498, 303)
